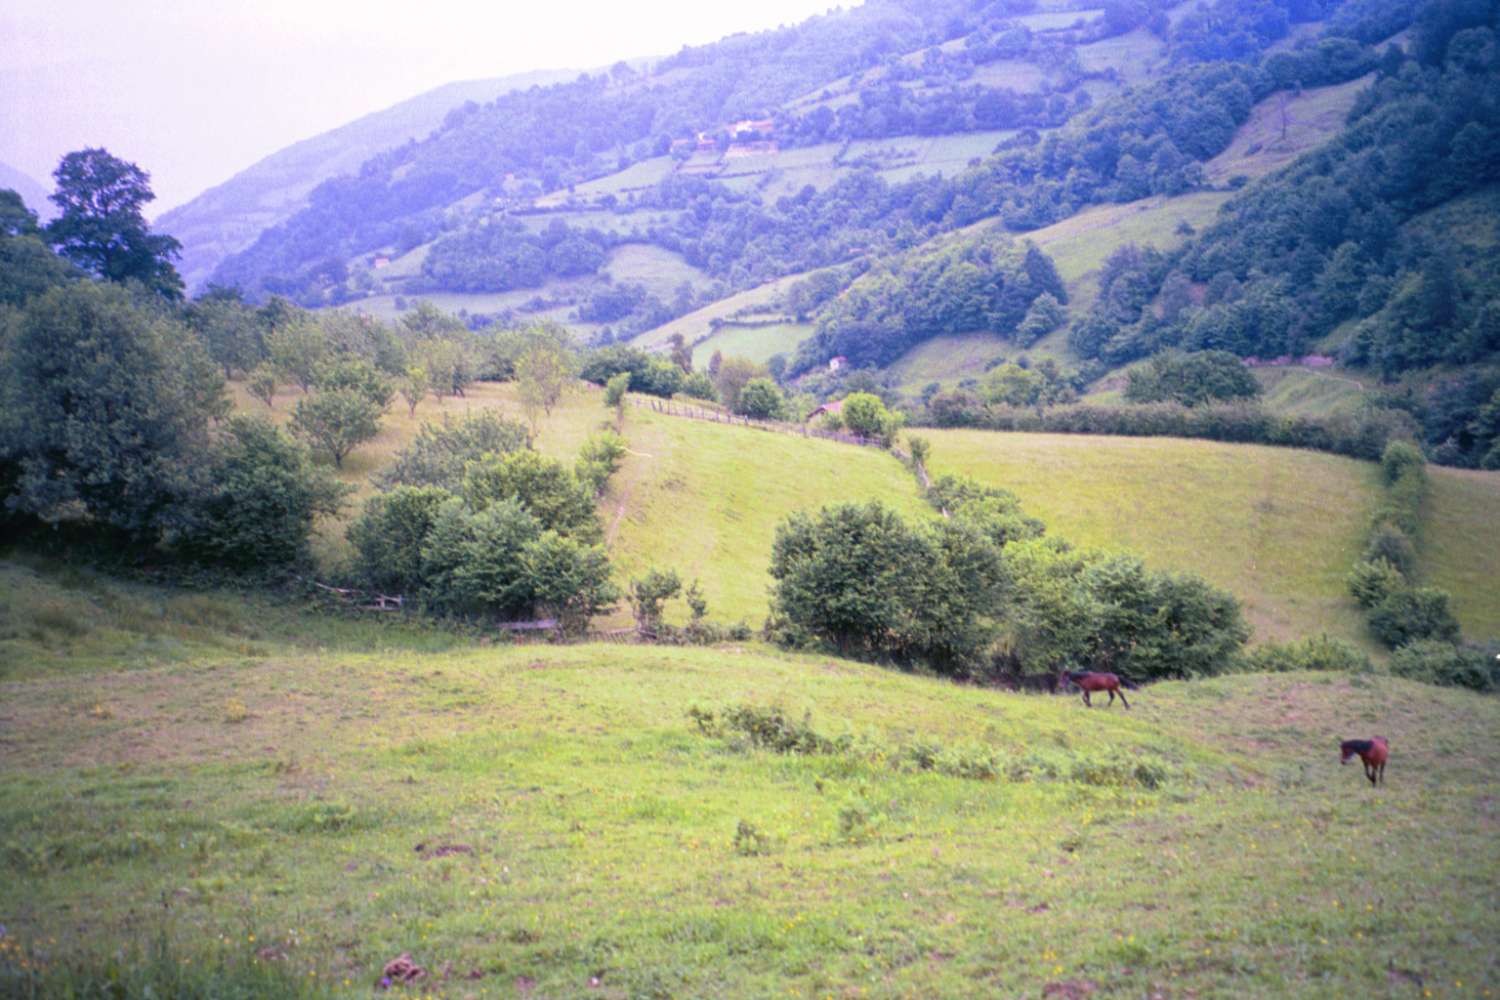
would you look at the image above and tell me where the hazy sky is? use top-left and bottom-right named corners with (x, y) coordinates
top-left (1, 1), bottom-right (848, 216)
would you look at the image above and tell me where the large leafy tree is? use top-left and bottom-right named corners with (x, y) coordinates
top-left (0, 282), bottom-right (225, 538)
top-left (45, 148), bottom-right (184, 299)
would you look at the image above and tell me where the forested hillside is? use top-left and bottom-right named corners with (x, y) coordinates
top-left (155, 68), bottom-right (580, 291)
top-left (207, 0), bottom-right (1414, 314)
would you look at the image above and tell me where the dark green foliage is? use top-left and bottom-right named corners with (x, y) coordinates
top-left (1348, 558), bottom-right (1404, 608)
top-left (579, 346), bottom-right (683, 398)
top-left (376, 411), bottom-right (531, 491)
top-left (1074, 31), bottom-right (1500, 378)
top-left (313, 356), bottom-right (394, 409)
top-left (176, 417), bottom-right (348, 569)
top-left (0, 282), bottom-right (225, 540)
top-left (1368, 586), bottom-right (1462, 648)
top-left (1388, 638), bottom-right (1497, 690)
top-left (421, 218), bottom-right (609, 292)
top-left (349, 485), bottom-right (454, 593)
top-left (797, 233), bottom-right (1063, 371)
top-left (1083, 555), bottom-right (1251, 681)
top-left (840, 392), bottom-right (902, 445)
top-left (603, 371), bottom-right (631, 408)
top-left (420, 497), bottom-right (547, 616)
top-left (680, 370), bottom-right (717, 401)
top-left (0, 228), bottom-right (77, 308)
top-left (289, 388), bottom-right (383, 468)
top-left (768, 501), bottom-right (1005, 674)
top-left (925, 474), bottom-right (1046, 548)
top-left (999, 540), bottom-right (1249, 680)
top-left (1124, 351), bottom-right (1262, 407)
top-left (461, 449), bottom-right (600, 542)
top-left (186, 287), bottom-right (266, 378)
top-left (44, 148), bottom-right (184, 299)
top-left (1238, 635), bottom-right (1373, 673)
top-left (1363, 522), bottom-right (1417, 575)
top-left (918, 398), bottom-right (1420, 462)
top-left (1381, 439), bottom-right (1427, 486)
top-left (736, 377), bottom-right (785, 419)
top-left (519, 530), bottom-right (619, 634)
top-left (575, 431), bottom-right (627, 497)
top-left (628, 568), bottom-right (682, 636)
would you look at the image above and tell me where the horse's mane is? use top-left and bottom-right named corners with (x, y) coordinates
top-left (1341, 739), bottom-right (1374, 754)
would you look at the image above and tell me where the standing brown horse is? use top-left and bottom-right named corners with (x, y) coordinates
top-left (1340, 736), bottom-right (1389, 786)
top-left (1059, 670), bottom-right (1132, 709)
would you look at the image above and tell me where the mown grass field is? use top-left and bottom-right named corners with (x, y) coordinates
top-left (1, 568), bottom-right (1496, 998)
top-left (925, 429), bottom-right (1500, 647)
top-left (602, 402), bottom-right (931, 629)
top-left (1204, 75), bottom-right (1372, 184)
top-left (926, 431), bottom-right (1384, 647)
top-left (1421, 467), bottom-right (1500, 640)
top-left (689, 320), bottom-right (812, 368)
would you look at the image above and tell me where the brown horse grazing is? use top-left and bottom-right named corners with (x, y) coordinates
top-left (1340, 736), bottom-right (1389, 786)
top-left (1059, 670), bottom-right (1132, 709)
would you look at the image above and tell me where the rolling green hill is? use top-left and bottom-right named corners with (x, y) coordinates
top-left (226, 378), bottom-right (1500, 648)
top-left (1, 573), bottom-right (1496, 995)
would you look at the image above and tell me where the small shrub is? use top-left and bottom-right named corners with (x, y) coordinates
top-left (1368, 586), bottom-right (1461, 648)
top-left (1380, 439), bottom-right (1426, 486)
top-left (604, 371), bottom-right (631, 408)
top-left (1239, 634), bottom-right (1373, 673)
top-left (720, 704), bottom-right (843, 755)
top-left (223, 698), bottom-right (250, 723)
top-left (1389, 640), bottom-right (1496, 691)
top-left (1363, 522), bottom-right (1417, 575)
top-left (732, 819), bottom-right (773, 856)
top-left (1348, 558), bottom-right (1404, 608)
top-left (835, 792), bottom-right (884, 844)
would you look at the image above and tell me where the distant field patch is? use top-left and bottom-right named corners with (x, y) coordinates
top-left (886, 333), bottom-right (1011, 392)
top-left (1022, 191), bottom-right (1230, 308)
top-left (1206, 75), bottom-right (1372, 183)
top-left (605, 243), bottom-right (712, 298)
top-left (1011, 8), bottom-right (1102, 29)
top-left (691, 321), bottom-right (812, 367)
top-left (1076, 28), bottom-right (1166, 83)
top-left (634, 270), bottom-right (823, 351)
top-left (970, 60), bottom-right (1052, 92)
top-left (1253, 366), bottom-right (1371, 417)
top-left (927, 430), bottom-right (1379, 646)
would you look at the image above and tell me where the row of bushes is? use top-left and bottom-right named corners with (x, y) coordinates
top-left (920, 396), bottom-right (1421, 462)
top-left (1233, 633), bottom-right (1499, 691)
top-left (766, 472), bottom-right (1250, 683)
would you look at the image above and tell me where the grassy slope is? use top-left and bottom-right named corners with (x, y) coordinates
top-left (689, 321), bottom-right (813, 368)
top-left (632, 271), bottom-right (822, 352)
top-left (927, 431), bottom-right (1380, 645)
top-left (0, 578), bottom-right (1495, 997)
top-left (1204, 75), bottom-right (1372, 184)
top-left (602, 402), bottom-right (931, 628)
top-left (1422, 467), bottom-right (1500, 640)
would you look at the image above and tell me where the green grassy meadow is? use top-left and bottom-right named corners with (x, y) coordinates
top-left (926, 431), bottom-right (1382, 646)
top-left (601, 402), bottom-right (931, 629)
top-left (1, 567), bottom-right (1497, 997)
top-left (689, 321), bottom-right (813, 368)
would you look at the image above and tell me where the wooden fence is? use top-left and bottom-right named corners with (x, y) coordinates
top-left (632, 396), bottom-right (883, 449)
